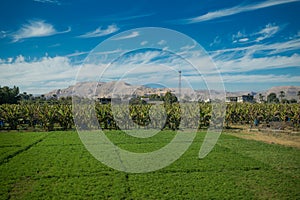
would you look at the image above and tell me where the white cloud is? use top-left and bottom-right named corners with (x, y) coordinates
top-left (220, 74), bottom-right (300, 83)
top-left (157, 40), bottom-right (167, 45)
top-left (113, 50), bottom-right (163, 65)
top-left (177, 37), bottom-right (300, 83)
top-left (66, 51), bottom-right (89, 58)
top-left (232, 23), bottom-right (280, 44)
top-left (238, 38), bottom-right (249, 42)
top-left (233, 31), bottom-right (245, 39)
top-left (255, 23), bottom-right (280, 42)
top-left (213, 37), bottom-right (300, 56)
top-left (205, 35), bottom-right (300, 80)
top-left (78, 24), bottom-right (119, 38)
top-left (33, 0), bottom-right (60, 5)
top-left (181, 41), bottom-right (197, 51)
top-left (232, 31), bottom-right (246, 43)
top-left (112, 13), bottom-right (154, 21)
top-left (214, 53), bottom-right (300, 74)
top-left (0, 55), bottom-right (78, 93)
top-left (15, 55), bottom-right (25, 63)
top-left (7, 57), bottom-right (13, 63)
top-left (210, 36), bottom-right (221, 46)
top-left (0, 30), bottom-right (8, 39)
top-left (49, 43), bottom-right (61, 47)
top-left (185, 74), bottom-right (300, 85)
top-left (12, 20), bottom-right (70, 42)
top-left (1, 37), bottom-right (299, 94)
top-left (112, 31), bottom-right (139, 40)
top-left (100, 13), bottom-right (154, 23)
top-left (140, 41), bottom-right (148, 46)
top-left (181, 0), bottom-right (300, 24)
top-left (65, 49), bottom-right (123, 59)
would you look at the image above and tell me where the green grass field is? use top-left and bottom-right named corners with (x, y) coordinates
top-left (0, 130), bottom-right (299, 199)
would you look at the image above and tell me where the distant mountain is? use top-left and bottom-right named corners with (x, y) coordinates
top-left (255, 86), bottom-right (300, 101)
top-left (45, 81), bottom-right (171, 99)
top-left (44, 82), bottom-right (300, 101)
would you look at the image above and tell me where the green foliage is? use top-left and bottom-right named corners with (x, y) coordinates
top-left (162, 91), bottom-right (178, 104)
top-left (148, 93), bottom-right (162, 100)
top-left (0, 131), bottom-right (299, 199)
top-left (129, 97), bottom-right (147, 105)
top-left (0, 86), bottom-right (20, 104)
top-left (267, 93), bottom-right (279, 103)
top-left (279, 91), bottom-right (285, 102)
top-left (225, 103), bottom-right (300, 127)
top-left (0, 104), bottom-right (74, 131)
top-left (0, 102), bottom-right (299, 131)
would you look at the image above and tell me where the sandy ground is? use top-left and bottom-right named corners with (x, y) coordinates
top-left (224, 126), bottom-right (300, 149)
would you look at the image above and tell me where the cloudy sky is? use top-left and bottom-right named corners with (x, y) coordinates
top-left (0, 0), bottom-right (300, 94)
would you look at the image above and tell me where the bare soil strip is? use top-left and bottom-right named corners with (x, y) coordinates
top-left (225, 127), bottom-right (300, 149)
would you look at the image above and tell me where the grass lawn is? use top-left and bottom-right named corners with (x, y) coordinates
top-left (0, 130), bottom-right (299, 199)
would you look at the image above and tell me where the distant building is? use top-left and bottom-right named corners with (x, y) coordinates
top-left (147, 100), bottom-right (164, 105)
top-left (144, 90), bottom-right (175, 98)
top-left (237, 95), bottom-right (254, 103)
top-left (98, 97), bottom-right (111, 104)
top-left (204, 98), bottom-right (211, 103)
top-left (225, 96), bottom-right (238, 103)
top-left (225, 95), bottom-right (254, 103)
top-left (141, 97), bottom-right (149, 102)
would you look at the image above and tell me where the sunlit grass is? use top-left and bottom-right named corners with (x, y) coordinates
top-left (0, 131), bottom-right (299, 199)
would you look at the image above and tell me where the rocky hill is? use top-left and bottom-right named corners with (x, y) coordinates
top-left (255, 86), bottom-right (300, 101)
top-left (44, 82), bottom-right (300, 101)
top-left (45, 81), bottom-right (168, 99)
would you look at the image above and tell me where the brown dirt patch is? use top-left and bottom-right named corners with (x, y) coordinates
top-left (224, 126), bottom-right (300, 148)
top-left (9, 176), bottom-right (36, 199)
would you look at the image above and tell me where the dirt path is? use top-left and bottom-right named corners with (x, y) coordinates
top-left (225, 128), bottom-right (300, 149)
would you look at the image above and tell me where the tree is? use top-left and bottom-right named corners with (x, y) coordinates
top-left (281, 99), bottom-right (289, 104)
top-left (0, 85), bottom-right (20, 104)
top-left (149, 94), bottom-right (161, 100)
top-left (298, 91), bottom-right (300, 102)
top-left (163, 91), bottom-right (178, 104)
top-left (129, 97), bottom-right (146, 105)
top-left (267, 93), bottom-right (279, 103)
top-left (19, 92), bottom-right (33, 101)
top-left (258, 93), bottom-right (265, 103)
top-left (20, 92), bottom-right (29, 101)
top-left (279, 91), bottom-right (285, 103)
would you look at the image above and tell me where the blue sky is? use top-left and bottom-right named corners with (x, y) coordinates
top-left (0, 0), bottom-right (300, 93)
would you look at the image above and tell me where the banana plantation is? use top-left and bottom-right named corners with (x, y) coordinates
top-left (0, 102), bottom-right (299, 131)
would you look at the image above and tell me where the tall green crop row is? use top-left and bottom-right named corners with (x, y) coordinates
top-left (0, 103), bottom-right (74, 131)
top-left (225, 103), bottom-right (300, 128)
top-left (0, 102), bottom-right (299, 131)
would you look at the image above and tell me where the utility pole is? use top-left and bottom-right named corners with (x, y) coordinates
top-left (178, 70), bottom-right (182, 101)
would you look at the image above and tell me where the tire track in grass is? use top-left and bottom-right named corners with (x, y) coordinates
top-left (0, 133), bottom-right (51, 165)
